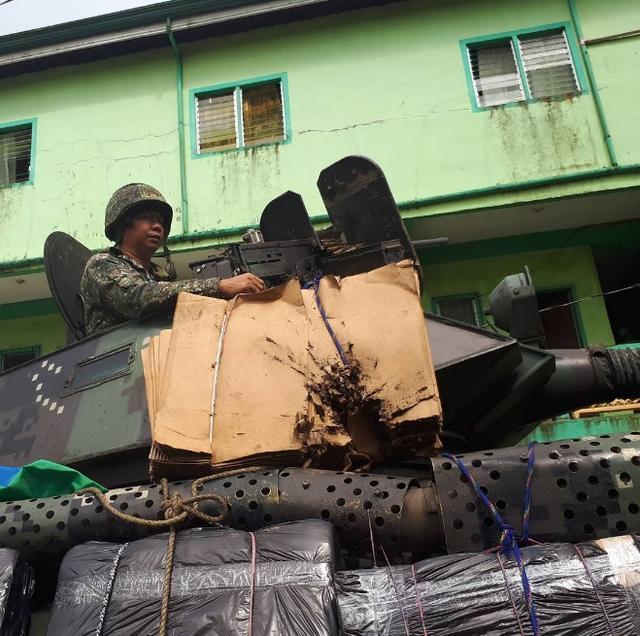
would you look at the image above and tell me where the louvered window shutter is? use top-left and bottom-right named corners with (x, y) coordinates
top-left (195, 79), bottom-right (285, 153)
top-left (0, 126), bottom-right (31, 186)
top-left (518, 31), bottom-right (580, 99)
top-left (242, 82), bottom-right (285, 146)
top-left (468, 42), bottom-right (525, 107)
top-left (196, 91), bottom-right (237, 153)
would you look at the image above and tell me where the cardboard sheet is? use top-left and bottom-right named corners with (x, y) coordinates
top-left (210, 282), bottom-right (310, 464)
top-left (154, 294), bottom-right (227, 454)
top-left (315, 261), bottom-right (441, 456)
top-left (143, 262), bottom-right (442, 478)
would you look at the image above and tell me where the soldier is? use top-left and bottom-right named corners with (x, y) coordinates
top-left (80, 184), bottom-right (264, 336)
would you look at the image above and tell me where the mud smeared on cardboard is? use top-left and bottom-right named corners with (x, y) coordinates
top-left (296, 357), bottom-right (385, 469)
top-left (308, 361), bottom-right (384, 428)
top-left (295, 350), bottom-right (442, 468)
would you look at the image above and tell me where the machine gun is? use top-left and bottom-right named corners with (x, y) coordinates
top-left (188, 156), bottom-right (445, 289)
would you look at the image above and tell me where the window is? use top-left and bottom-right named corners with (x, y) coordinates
top-left (468, 42), bottom-right (525, 108)
top-left (464, 27), bottom-right (581, 109)
top-left (518, 32), bottom-right (580, 99)
top-left (63, 342), bottom-right (135, 395)
top-left (0, 346), bottom-right (40, 372)
top-left (194, 76), bottom-right (288, 154)
top-left (0, 121), bottom-right (34, 186)
top-left (435, 296), bottom-right (481, 326)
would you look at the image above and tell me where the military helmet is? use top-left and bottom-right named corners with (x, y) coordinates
top-left (105, 183), bottom-right (173, 241)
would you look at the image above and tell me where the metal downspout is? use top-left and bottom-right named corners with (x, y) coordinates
top-left (166, 19), bottom-right (189, 234)
top-left (567, 0), bottom-right (619, 167)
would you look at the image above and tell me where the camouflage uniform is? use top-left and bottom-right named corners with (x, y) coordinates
top-left (80, 183), bottom-right (223, 336)
top-left (81, 247), bottom-right (221, 336)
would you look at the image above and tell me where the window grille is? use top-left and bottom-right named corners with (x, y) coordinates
top-left (242, 83), bottom-right (285, 146)
top-left (436, 297), bottom-right (481, 326)
top-left (518, 31), bottom-right (580, 99)
top-left (465, 27), bottom-right (581, 108)
top-left (468, 41), bottom-right (525, 107)
top-left (0, 125), bottom-right (32, 186)
top-left (196, 92), bottom-right (237, 152)
top-left (196, 80), bottom-right (285, 154)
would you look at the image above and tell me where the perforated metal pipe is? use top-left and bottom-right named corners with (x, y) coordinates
top-left (432, 431), bottom-right (640, 552)
top-left (2, 432), bottom-right (640, 566)
top-left (0, 468), bottom-right (438, 565)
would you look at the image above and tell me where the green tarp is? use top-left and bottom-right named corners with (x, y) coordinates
top-left (0, 460), bottom-right (106, 502)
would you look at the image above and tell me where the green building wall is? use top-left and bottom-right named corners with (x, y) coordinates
top-left (0, 0), bottom-right (638, 354)
top-left (0, 54), bottom-right (180, 262)
top-left (0, 0), bottom-right (639, 265)
top-left (574, 0), bottom-right (640, 166)
top-left (0, 313), bottom-right (66, 356)
top-left (421, 244), bottom-right (614, 345)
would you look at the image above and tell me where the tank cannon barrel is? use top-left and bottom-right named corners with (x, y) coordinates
top-left (522, 347), bottom-right (640, 422)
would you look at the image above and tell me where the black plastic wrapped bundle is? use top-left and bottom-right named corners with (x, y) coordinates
top-left (46, 520), bottom-right (340, 636)
top-left (0, 549), bottom-right (33, 636)
top-left (337, 535), bottom-right (640, 635)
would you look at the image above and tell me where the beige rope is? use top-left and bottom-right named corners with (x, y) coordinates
top-left (190, 466), bottom-right (271, 491)
top-left (77, 476), bottom-right (229, 636)
top-left (78, 468), bottom-right (274, 634)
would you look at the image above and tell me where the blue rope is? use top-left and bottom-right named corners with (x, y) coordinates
top-left (521, 441), bottom-right (536, 543)
top-left (442, 448), bottom-right (540, 636)
top-left (303, 278), bottom-right (349, 365)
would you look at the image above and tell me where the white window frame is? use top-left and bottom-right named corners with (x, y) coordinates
top-left (464, 26), bottom-right (582, 110)
top-left (518, 30), bottom-right (581, 100)
top-left (467, 39), bottom-right (527, 108)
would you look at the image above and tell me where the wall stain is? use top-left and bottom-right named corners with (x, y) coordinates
top-left (486, 98), bottom-right (599, 182)
top-left (203, 143), bottom-right (283, 231)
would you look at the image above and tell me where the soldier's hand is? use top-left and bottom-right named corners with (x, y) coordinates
top-left (218, 273), bottom-right (265, 298)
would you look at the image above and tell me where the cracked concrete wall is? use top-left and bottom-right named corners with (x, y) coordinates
top-left (0, 0), bottom-right (638, 264)
top-left (0, 49), bottom-right (180, 263)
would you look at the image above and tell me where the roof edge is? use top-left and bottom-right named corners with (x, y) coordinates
top-left (0, 0), bottom-right (285, 54)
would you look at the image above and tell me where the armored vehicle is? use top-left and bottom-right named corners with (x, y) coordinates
top-left (0, 157), bottom-right (639, 636)
top-left (0, 156), bottom-right (635, 488)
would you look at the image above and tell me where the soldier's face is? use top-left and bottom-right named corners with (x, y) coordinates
top-left (125, 210), bottom-right (166, 252)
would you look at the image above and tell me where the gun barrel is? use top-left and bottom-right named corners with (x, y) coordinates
top-left (412, 237), bottom-right (449, 249)
top-left (523, 347), bottom-right (640, 421)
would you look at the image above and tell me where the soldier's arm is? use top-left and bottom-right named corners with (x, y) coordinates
top-left (86, 257), bottom-right (222, 320)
